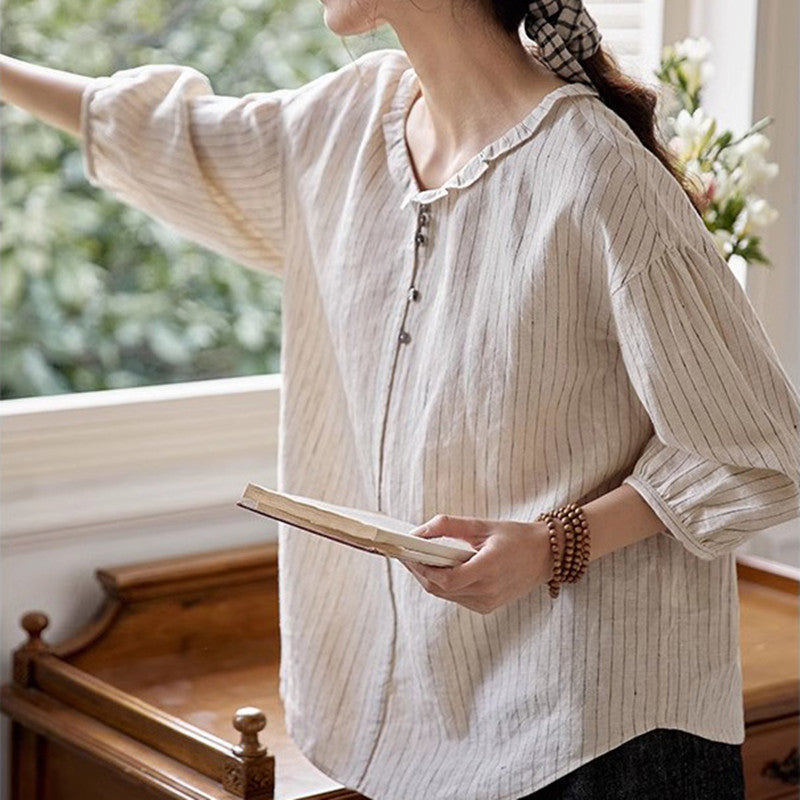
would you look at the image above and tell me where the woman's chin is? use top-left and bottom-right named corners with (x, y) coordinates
top-left (322, 9), bottom-right (383, 36)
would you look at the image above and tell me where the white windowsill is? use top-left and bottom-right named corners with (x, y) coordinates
top-left (0, 374), bottom-right (282, 552)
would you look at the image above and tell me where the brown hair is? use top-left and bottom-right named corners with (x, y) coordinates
top-left (487, 2), bottom-right (705, 214)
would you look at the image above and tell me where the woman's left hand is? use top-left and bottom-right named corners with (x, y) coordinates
top-left (398, 514), bottom-right (554, 614)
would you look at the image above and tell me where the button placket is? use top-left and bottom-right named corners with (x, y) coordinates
top-left (377, 201), bottom-right (432, 516)
top-left (399, 202), bottom-right (430, 344)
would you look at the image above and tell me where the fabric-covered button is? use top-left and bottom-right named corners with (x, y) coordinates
top-left (415, 231), bottom-right (426, 245)
top-left (408, 287), bottom-right (420, 302)
top-left (398, 330), bottom-right (411, 344)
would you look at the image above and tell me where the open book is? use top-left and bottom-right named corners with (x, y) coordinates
top-left (237, 483), bottom-right (477, 567)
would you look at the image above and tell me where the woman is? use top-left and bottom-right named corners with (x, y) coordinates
top-left (2, 0), bottom-right (798, 798)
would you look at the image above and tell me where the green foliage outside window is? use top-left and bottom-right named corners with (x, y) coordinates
top-left (1, 0), bottom-right (399, 399)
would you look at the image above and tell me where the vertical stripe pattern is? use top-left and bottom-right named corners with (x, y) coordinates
top-left (80, 46), bottom-right (800, 800)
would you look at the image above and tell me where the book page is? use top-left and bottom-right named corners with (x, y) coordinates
top-left (280, 492), bottom-right (418, 536)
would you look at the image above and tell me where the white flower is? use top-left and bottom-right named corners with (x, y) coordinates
top-left (674, 36), bottom-right (712, 64)
top-left (736, 132), bottom-right (770, 158)
top-left (715, 132), bottom-right (778, 195)
top-left (672, 108), bottom-right (715, 160)
top-left (682, 62), bottom-right (710, 97)
top-left (673, 36), bottom-right (714, 95)
top-left (730, 197), bottom-right (778, 238)
top-left (712, 229), bottom-right (736, 257)
top-left (737, 152), bottom-right (779, 193)
top-left (744, 197), bottom-right (779, 230)
top-left (733, 208), bottom-right (749, 237)
top-left (721, 132), bottom-right (764, 167)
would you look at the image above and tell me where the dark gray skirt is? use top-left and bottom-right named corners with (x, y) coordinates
top-left (518, 728), bottom-right (745, 800)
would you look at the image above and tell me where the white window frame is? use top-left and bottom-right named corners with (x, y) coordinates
top-left (1, 374), bottom-right (282, 551)
top-left (643, 0), bottom-right (691, 81)
top-left (584, 0), bottom-right (693, 83)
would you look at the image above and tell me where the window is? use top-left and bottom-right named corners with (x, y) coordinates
top-left (586, 0), bottom-right (669, 82)
top-left (0, 0), bottom-right (393, 401)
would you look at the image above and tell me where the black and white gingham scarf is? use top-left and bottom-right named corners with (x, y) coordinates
top-left (524, 0), bottom-right (602, 86)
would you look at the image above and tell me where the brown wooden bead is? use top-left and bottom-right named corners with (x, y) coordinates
top-left (538, 511), bottom-right (564, 597)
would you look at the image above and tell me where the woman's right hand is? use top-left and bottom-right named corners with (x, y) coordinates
top-left (0, 54), bottom-right (92, 137)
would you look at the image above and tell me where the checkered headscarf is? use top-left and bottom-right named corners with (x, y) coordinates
top-left (524, 0), bottom-right (602, 86)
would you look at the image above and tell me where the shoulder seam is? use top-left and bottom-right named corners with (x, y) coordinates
top-left (573, 100), bottom-right (675, 280)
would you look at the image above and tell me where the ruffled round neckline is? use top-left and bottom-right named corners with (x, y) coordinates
top-left (381, 60), bottom-right (600, 209)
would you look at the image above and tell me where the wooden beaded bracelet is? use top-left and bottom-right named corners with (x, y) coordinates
top-left (563, 503), bottom-right (590, 583)
top-left (538, 512), bottom-right (571, 598)
top-left (539, 514), bottom-right (563, 598)
top-left (537, 502), bottom-right (591, 598)
top-left (558, 504), bottom-right (589, 583)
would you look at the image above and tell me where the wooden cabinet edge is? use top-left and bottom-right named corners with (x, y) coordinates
top-left (1, 683), bottom-right (224, 800)
top-left (1, 685), bottom-right (364, 800)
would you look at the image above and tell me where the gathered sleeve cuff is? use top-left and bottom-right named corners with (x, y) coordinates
top-left (80, 64), bottom-right (296, 278)
top-left (609, 238), bottom-right (800, 560)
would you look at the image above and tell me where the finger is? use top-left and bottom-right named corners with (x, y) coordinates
top-left (414, 562), bottom-right (475, 593)
top-left (405, 560), bottom-right (495, 610)
top-left (409, 514), bottom-right (481, 536)
top-left (416, 542), bottom-right (493, 592)
top-left (409, 515), bottom-right (487, 544)
top-left (399, 557), bottom-right (453, 592)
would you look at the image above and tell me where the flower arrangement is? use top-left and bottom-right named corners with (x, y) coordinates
top-left (655, 37), bottom-right (779, 269)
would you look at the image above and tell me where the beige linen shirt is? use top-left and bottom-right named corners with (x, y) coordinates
top-left (80, 47), bottom-right (800, 800)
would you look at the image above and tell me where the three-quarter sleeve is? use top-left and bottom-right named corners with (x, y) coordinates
top-left (80, 64), bottom-right (295, 278)
top-left (609, 237), bottom-right (800, 560)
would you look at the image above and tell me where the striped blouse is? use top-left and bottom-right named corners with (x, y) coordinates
top-left (80, 47), bottom-right (800, 800)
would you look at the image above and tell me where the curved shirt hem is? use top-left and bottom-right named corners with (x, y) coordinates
top-left (287, 714), bottom-right (745, 800)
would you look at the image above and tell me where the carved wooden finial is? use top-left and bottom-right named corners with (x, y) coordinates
top-left (224, 706), bottom-right (274, 798)
top-left (14, 610), bottom-right (51, 686)
top-left (232, 707), bottom-right (267, 759)
top-left (21, 611), bottom-right (49, 647)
